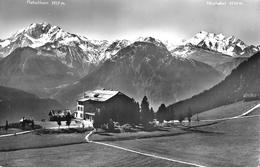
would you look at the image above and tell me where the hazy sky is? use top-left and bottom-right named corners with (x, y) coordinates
top-left (0, 0), bottom-right (260, 45)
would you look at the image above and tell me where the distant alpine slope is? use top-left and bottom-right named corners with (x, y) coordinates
top-left (0, 86), bottom-right (63, 124)
top-left (167, 51), bottom-right (260, 118)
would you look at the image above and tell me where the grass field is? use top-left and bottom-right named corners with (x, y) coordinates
top-left (0, 138), bottom-right (193, 167)
top-left (0, 132), bottom-right (87, 151)
top-left (0, 116), bottom-right (259, 167)
top-left (109, 116), bottom-right (260, 167)
top-left (0, 101), bottom-right (259, 167)
top-left (92, 127), bottom-right (186, 141)
top-left (0, 127), bottom-right (187, 151)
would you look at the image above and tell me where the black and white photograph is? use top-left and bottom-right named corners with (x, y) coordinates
top-left (0, 0), bottom-right (260, 166)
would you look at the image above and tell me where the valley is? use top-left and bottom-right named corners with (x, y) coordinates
top-left (0, 17), bottom-right (260, 167)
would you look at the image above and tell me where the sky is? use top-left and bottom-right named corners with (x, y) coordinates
top-left (0, 0), bottom-right (260, 45)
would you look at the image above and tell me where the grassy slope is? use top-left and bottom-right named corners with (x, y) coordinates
top-left (192, 100), bottom-right (260, 120)
top-left (111, 116), bottom-right (260, 167)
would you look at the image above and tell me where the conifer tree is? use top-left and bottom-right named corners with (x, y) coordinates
top-left (141, 96), bottom-right (151, 125)
top-left (157, 104), bottom-right (167, 123)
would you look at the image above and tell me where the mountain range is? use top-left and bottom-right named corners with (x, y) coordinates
top-left (183, 31), bottom-right (259, 57)
top-left (55, 39), bottom-right (223, 108)
top-left (171, 31), bottom-right (259, 75)
top-left (0, 22), bottom-right (259, 109)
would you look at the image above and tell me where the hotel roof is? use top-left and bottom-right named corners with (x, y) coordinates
top-left (78, 89), bottom-right (120, 102)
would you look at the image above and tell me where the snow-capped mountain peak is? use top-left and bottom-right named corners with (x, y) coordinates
top-left (0, 23), bottom-right (109, 60)
top-left (183, 31), bottom-right (257, 56)
top-left (2, 22), bottom-right (93, 50)
top-left (0, 22), bottom-right (136, 75)
top-left (0, 23), bottom-right (113, 74)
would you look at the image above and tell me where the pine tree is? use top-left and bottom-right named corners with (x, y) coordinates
top-left (150, 107), bottom-right (155, 121)
top-left (157, 104), bottom-right (167, 123)
top-left (141, 96), bottom-right (150, 125)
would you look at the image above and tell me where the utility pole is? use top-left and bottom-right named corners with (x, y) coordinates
top-left (196, 113), bottom-right (200, 125)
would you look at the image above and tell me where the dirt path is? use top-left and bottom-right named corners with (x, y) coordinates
top-left (0, 130), bottom-right (34, 138)
top-left (91, 141), bottom-right (206, 167)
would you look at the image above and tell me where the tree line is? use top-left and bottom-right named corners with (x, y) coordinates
top-left (93, 95), bottom-right (194, 129)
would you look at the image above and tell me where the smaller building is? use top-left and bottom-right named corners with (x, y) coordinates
top-left (49, 109), bottom-right (72, 121)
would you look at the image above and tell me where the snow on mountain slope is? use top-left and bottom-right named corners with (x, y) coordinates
top-left (0, 23), bottom-right (110, 62)
top-left (0, 23), bottom-right (136, 67)
top-left (0, 39), bottom-right (11, 48)
top-left (183, 31), bottom-right (259, 57)
top-left (163, 40), bottom-right (178, 51)
top-left (171, 31), bottom-right (259, 75)
top-left (172, 43), bottom-right (250, 76)
top-left (101, 39), bottom-right (131, 60)
top-left (0, 23), bottom-right (121, 76)
top-left (136, 37), bottom-right (167, 49)
top-left (98, 37), bottom-right (170, 61)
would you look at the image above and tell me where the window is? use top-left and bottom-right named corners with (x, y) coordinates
top-left (78, 106), bottom-right (84, 111)
top-left (80, 113), bottom-right (83, 118)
